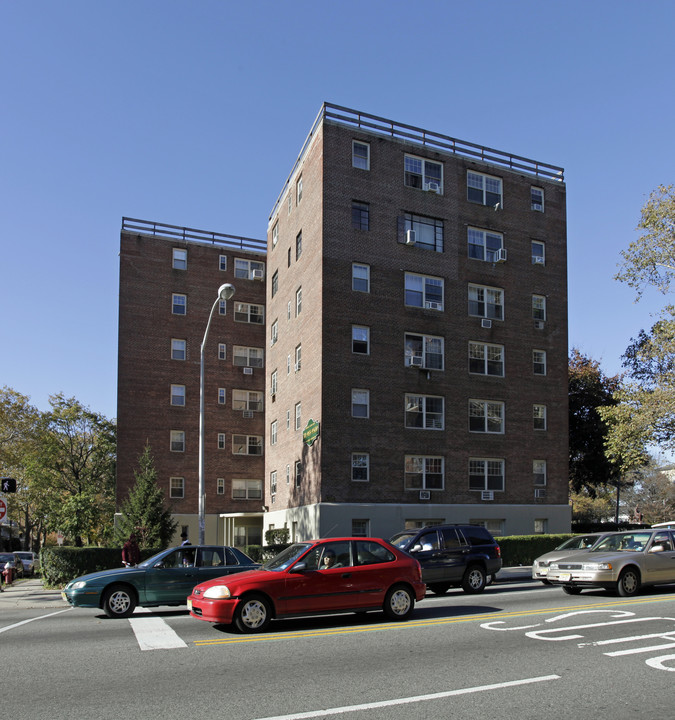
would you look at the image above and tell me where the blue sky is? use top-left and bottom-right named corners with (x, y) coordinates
top-left (2, 1), bottom-right (674, 423)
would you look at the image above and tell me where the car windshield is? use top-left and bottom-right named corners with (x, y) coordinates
top-left (592, 532), bottom-right (653, 553)
top-left (389, 533), bottom-right (416, 550)
top-left (263, 543), bottom-right (312, 571)
top-left (556, 534), bottom-right (600, 551)
top-left (137, 549), bottom-right (173, 568)
top-left (16, 553), bottom-right (32, 560)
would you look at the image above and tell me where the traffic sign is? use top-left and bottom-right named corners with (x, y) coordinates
top-left (0, 498), bottom-right (7, 522)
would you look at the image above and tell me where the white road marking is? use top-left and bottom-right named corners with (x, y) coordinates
top-left (0, 608), bottom-right (72, 634)
top-left (129, 608), bottom-right (187, 650)
top-left (251, 675), bottom-right (561, 720)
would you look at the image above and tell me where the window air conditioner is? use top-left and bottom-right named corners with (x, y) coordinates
top-left (535, 488), bottom-right (547, 499)
top-left (243, 367), bottom-right (253, 375)
top-left (242, 410), bottom-right (254, 419)
top-left (481, 490), bottom-right (494, 501)
top-left (495, 248), bottom-right (507, 263)
top-left (425, 301), bottom-right (442, 310)
top-left (410, 356), bottom-right (423, 367)
top-left (532, 256), bottom-right (545, 265)
top-left (534, 320), bottom-right (545, 330)
top-left (405, 229), bottom-right (416, 246)
top-left (533, 203), bottom-right (543, 212)
top-left (425, 182), bottom-right (440, 193)
top-left (294, 362), bottom-right (301, 372)
top-left (251, 269), bottom-right (264, 280)
top-left (481, 318), bottom-right (492, 329)
top-left (419, 490), bottom-right (431, 500)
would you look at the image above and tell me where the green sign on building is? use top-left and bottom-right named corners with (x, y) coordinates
top-left (303, 418), bottom-right (320, 446)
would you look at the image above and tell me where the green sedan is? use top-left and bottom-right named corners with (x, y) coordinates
top-left (62, 545), bottom-right (259, 618)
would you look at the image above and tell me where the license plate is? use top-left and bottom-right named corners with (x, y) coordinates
top-left (540, 568), bottom-right (549, 576)
top-left (187, 598), bottom-right (192, 611)
top-left (558, 573), bottom-right (571, 582)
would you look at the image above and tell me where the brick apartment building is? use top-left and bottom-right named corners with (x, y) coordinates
top-left (263, 104), bottom-right (569, 540)
top-left (117, 220), bottom-right (267, 546)
top-left (117, 104), bottom-right (570, 546)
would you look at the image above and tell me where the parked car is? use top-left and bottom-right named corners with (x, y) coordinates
top-left (532, 533), bottom-right (616, 584)
top-left (389, 524), bottom-right (501, 595)
top-left (0, 552), bottom-right (24, 579)
top-left (188, 537), bottom-right (426, 633)
top-left (546, 529), bottom-right (675, 596)
top-left (15, 551), bottom-right (39, 577)
top-left (61, 545), bottom-right (259, 617)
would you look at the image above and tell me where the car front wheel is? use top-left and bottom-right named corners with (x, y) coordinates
top-left (102, 584), bottom-right (137, 618)
top-left (234, 595), bottom-right (271, 633)
top-left (616, 568), bottom-right (641, 597)
top-left (383, 585), bottom-right (414, 621)
top-left (461, 565), bottom-right (486, 594)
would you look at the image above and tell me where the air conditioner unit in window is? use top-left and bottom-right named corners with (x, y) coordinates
top-left (405, 229), bottom-right (416, 246)
top-left (481, 490), bottom-right (494, 501)
top-left (294, 362), bottom-right (301, 372)
top-left (425, 182), bottom-right (440, 193)
top-left (535, 488), bottom-right (547, 499)
top-left (481, 318), bottom-right (492, 329)
top-left (532, 256), bottom-right (545, 265)
top-left (534, 320), bottom-right (545, 330)
top-left (251, 269), bottom-right (264, 280)
top-left (495, 248), bottom-right (507, 263)
top-left (243, 367), bottom-right (253, 375)
top-left (425, 301), bottom-right (442, 310)
top-left (419, 490), bottom-right (431, 500)
top-left (533, 203), bottom-right (543, 212)
top-left (410, 356), bottom-right (423, 367)
top-left (242, 410), bottom-right (254, 419)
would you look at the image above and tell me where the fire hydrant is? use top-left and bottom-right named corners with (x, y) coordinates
top-left (2, 564), bottom-right (12, 586)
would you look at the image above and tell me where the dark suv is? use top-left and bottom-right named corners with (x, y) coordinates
top-left (389, 525), bottom-right (501, 595)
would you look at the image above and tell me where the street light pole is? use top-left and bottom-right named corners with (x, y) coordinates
top-left (199, 283), bottom-right (235, 545)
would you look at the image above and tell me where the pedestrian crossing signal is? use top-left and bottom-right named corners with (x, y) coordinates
top-left (1, 478), bottom-right (16, 493)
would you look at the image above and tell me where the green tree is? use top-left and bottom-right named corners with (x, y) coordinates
top-left (114, 445), bottom-right (177, 550)
top-left (621, 460), bottom-right (675, 525)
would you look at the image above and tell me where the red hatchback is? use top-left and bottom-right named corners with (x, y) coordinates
top-left (188, 537), bottom-right (426, 633)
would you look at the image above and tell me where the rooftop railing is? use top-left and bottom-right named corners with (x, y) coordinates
top-left (122, 217), bottom-right (266, 254)
top-left (269, 102), bottom-right (564, 221)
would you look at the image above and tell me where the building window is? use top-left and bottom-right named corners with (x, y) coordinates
top-left (405, 272), bottom-right (444, 310)
top-left (218, 388), bottom-right (226, 405)
top-left (352, 519), bottom-right (369, 537)
top-left (286, 409), bottom-right (290, 429)
top-left (352, 140), bottom-right (370, 170)
top-left (288, 192), bottom-right (292, 214)
top-left (352, 453), bottom-right (369, 482)
top-left (294, 461), bottom-right (302, 487)
top-left (170, 477), bottom-right (184, 498)
top-left (532, 295), bottom-right (547, 321)
top-left (171, 338), bottom-right (186, 360)
top-left (217, 477), bottom-right (225, 495)
top-left (217, 343), bottom-right (227, 361)
top-left (232, 435), bottom-right (263, 456)
top-left (404, 213), bottom-right (443, 252)
top-left (533, 404), bottom-right (547, 431)
top-left (352, 263), bottom-right (370, 293)
top-left (218, 433), bottom-right (226, 449)
top-left (295, 402), bottom-right (302, 430)
top-left (233, 390), bottom-right (263, 412)
top-left (232, 479), bottom-right (262, 500)
top-left (271, 270), bottom-right (278, 297)
top-left (296, 287), bottom-right (302, 316)
top-left (467, 170), bottom-right (502, 207)
top-left (405, 394), bottom-right (444, 430)
top-left (404, 455), bottom-right (444, 490)
top-left (467, 227), bottom-right (504, 262)
top-left (533, 350), bottom-right (547, 375)
top-left (294, 344), bottom-right (302, 372)
top-left (286, 464), bottom-right (290, 484)
top-left (170, 430), bottom-right (185, 452)
top-left (405, 333), bottom-right (444, 370)
top-left (531, 186), bottom-right (544, 212)
top-left (468, 284), bottom-right (503, 320)
top-left (234, 258), bottom-right (265, 280)
top-left (219, 255), bottom-right (227, 271)
top-left (534, 518), bottom-right (548, 534)
top-left (404, 154), bottom-right (442, 192)
top-left (352, 201), bottom-right (370, 230)
top-left (532, 241), bottom-right (545, 265)
top-left (271, 370), bottom-right (278, 396)
top-left (233, 346), bottom-right (264, 368)
top-left (172, 248), bottom-right (187, 270)
top-left (270, 470), bottom-right (277, 500)
top-left (469, 400), bottom-right (504, 433)
top-left (286, 355), bottom-right (291, 375)
top-left (469, 342), bottom-right (504, 376)
top-left (172, 293), bottom-right (186, 315)
top-left (352, 389), bottom-right (370, 418)
top-left (352, 325), bottom-right (370, 354)
top-left (296, 231), bottom-right (302, 260)
top-left (270, 420), bottom-right (278, 445)
top-left (218, 298), bottom-right (227, 316)
top-left (170, 384), bottom-right (185, 406)
top-left (234, 302), bottom-right (264, 324)
top-left (469, 458), bottom-right (504, 491)
top-left (272, 223), bottom-right (278, 249)
top-left (533, 460), bottom-right (547, 486)
top-left (287, 247), bottom-right (291, 267)
top-left (271, 319), bottom-right (278, 346)
top-left (296, 175), bottom-right (303, 204)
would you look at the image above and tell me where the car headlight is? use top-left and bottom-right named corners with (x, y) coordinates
top-left (581, 562), bottom-right (612, 571)
top-left (203, 585), bottom-right (231, 599)
top-left (70, 581), bottom-right (87, 590)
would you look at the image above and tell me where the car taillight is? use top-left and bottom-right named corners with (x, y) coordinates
top-left (495, 545), bottom-right (501, 557)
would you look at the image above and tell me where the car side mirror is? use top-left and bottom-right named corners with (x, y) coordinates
top-left (649, 545), bottom-right (664, 553)
top-left (154, 561), bottom-right (166, 568)
top-left (289, 562), bottom-right (308, 573)
top-left (410, 544), bottom-right (422, 553)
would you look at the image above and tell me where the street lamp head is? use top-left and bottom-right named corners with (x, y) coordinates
top-left (218, 283), bottom-right (235, 302)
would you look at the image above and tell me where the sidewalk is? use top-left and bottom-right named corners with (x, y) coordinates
top-left (0, 567), bottom-right (535, 610)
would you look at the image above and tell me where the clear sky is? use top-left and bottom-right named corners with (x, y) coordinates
top-left (2, 1), bottom-right (674, 424)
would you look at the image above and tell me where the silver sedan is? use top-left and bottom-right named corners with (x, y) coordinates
top-left (546, 529), bottom-right (675, 597)
top-left (532, 532), bottom-right (616, 584)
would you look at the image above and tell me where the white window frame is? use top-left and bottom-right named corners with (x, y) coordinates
top-left (405, 213), bottom-right (444, 252)
top-left (295, 460), bottom-right (302, 487)
top-left (271, 319), bottom-right (278, 346)
top-left (533, 460), bottom-right (547, 486)
top-left (217, 477), bottom-right (225, 495)
top-left (232, 390), bottom-right (263, 412)
top-left (295, 286), bottom-right (302, 316)
top-left (218, 388), bottom-right (226, 405)
top-left (352, 201), bottom-right (369, 231)
top-left (469, 342), bottom-right (504, 377)
top-left (170, 430), bottom-right (185, 452)
top-left (233, 346), bottom-right (264, 368)
top-left (219, 254), bottom-right (227, 271)
top-left (404, 154), bottom-right (443, 192)
top-left (218, 343), bottom-right (227, 360)
top-left (295, 402), bottom-right (302, 430)
top-left (296, 231), bottom-right (302, 260)
top-left (352, 263), bottom-right (370, 292)
top-left (405, 394), bottom-right (444, 430)
top-left (270, 420), bottom-right (278, 446)
top-left (234, 258), bottom-right (265, 280)
top-left (469, 400), bottom-right (504, 434)
top-left (170, 384), bottom-right (185, 406)
top-left (172, 248), bottom-right (187, 270)
top-left (468, 284), bottom-right (503, 320)
top-left (294, 344), bottom-right (302, 372)
top-left (217, 433), bottom-right (226, 449)
top-left (172, 293), bottom-right (186, 315)
top-left (532, 240), bottom-right (546, 265)
top-left (532, 295), bottom-right (547, 321)
top-left (351, 453), bottom-right (369, 482)
top-left (352, 325), bottom-right (370, 354)
top-left (352, 519), bottom-right (370, 537)
top-left (533, 349), bottom-right (547, 376)
top-left (352, 140), bottom-right (370, 170)
top-left (271, 370), bottom-right (278, 396)
top-left (469, 458), bottom-right (504, 492)
top-left (270, 470), bottom-right (277, 499)
top-left (467, 170), bottom-right (503, 207)
top-left (531, 186), bottom-right (544, 212)
top-left (405, 272), bottom-right (444, 310)
top-left (404, 455), bottom-right (444, 491)
top-left (351, 389), bottom-right (370, 418)
top-left (232, 479), bottom-right (263, 500)
top-left (272, 222), bottom-right (278, 249)
top-left (405, 333), bottom-right (444, 370)
top-left (232, 435), bottom-right (263, 456)
top-left (533, 404), bottom-right (547, 431)
top-left (296, 175), bottom-right (303, 204)
top-left (170, 477), bottom-right (185, 498)
top-left (467, 227), bottom-right (504, 262)
top-left (171, 338), bottom-right (186, 360)
top-left (234, 302), bottom-right (265, 325)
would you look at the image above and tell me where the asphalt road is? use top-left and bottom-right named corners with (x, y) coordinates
top-left (2, 579), bottom-right (675, 720)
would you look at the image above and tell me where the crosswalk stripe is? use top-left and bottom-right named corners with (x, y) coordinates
top-left (129, 609), bottom-right (187, 650)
